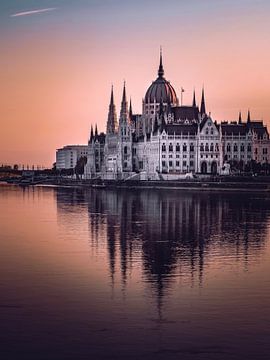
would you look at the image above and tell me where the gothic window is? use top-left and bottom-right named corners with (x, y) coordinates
top-left (205, 143), bottom-right (209, 152)
top-left (169, 161), bottom-right (173, 167)
top-left (190, 143), bottom-right (194, 152)
top-left (176, 143), bottom-right (180, 152)
top-left (233, 144), bottom-right (238, 152)
top-left (183, 144), bottom-right (187, 152)
top-left (176, 161), bottom-right (180, 167)
top-left (162, 161), bottom-right (166, 167)
top-left (210, 128), bottom-right (214, 135)
top-left (200, 143), bottom-right (204, 152)
top-left (240, 144), bottom-right (244, 152)
top-left (190, 160), bottom-right (194, 167)
top-left (183, 161), bottom-right (187, 166)
top-left (210, 143), bottom-right (214, 152)
top-left (215, 144), bottom-right (219, 152)
top-left (162, 143), bottom-right (166, 152)
top-left (227, 144), bottom-right (231, 152)
top-left (169, 143), bottom-right (173, 152)
top-left (206, 129), bottom-right (209, 135)
top-left (247, 144), bottom-right (251, 152)
top-left (124, 146), bottom-right (128, 155)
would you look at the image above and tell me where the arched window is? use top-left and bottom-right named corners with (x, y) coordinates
top-left (183, 143), bottom-right (187, 152)
top-left (205, 143), bottom-right (209, 152)
top-left (240, 144), bottom-right (244, 152)
top-left (227, 144), bottom-right (231, 152)
top-left (169, 143), bottom-right (173, 152)
top-left (162, 143), bottom-right (166, 152)
top-left (124, 146), bottom-right (127, 155)
top-left (206, 129), bottom-right (209, 135)
top-left (200, 143), bottom-right (204, 152)
top-left (234, 144), bottom-right (238, 152)
top-left (190, 143), bottom-right (194, 152)
top-left (210, 143), bottom-right (214, 152)
top-left (247, 144), bottom-right (251, 152)
top-left (210, 128), bottom-right (214, 135)
top-left (176, 143), bottom-right (180, 152)
top-left (215, 143), bottom-right (219, 152)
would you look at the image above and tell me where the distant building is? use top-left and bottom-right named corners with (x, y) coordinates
top-left (56, 145), bottom-right (88, 170)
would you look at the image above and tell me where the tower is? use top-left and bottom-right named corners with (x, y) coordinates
top-left (106, 86), bottom-right (118, 134)
top-left (192, 90), bottom-right (196, 107)
top-left (200, 87), bottom-right (206, 116)
top-left (119, 82), bottom-right (132, 173)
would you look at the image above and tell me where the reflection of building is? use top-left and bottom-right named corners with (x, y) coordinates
top-left (55, 187), bottom-right (269, 314)
top-left (85, 189), bottom-right (268, 289)
top-left (84, 51), bottom-right (270, 178)
top-left (56, 145), bottom-right (88, 169)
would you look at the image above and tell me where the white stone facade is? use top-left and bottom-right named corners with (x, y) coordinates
top-left (56, 145), bottom-right (88, 170)
top-left (84, 55), bottom-right (270, 179)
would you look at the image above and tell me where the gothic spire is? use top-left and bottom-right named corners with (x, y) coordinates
top-left (239, 111), bottom-right (242, 124)
top-left (247, 109), bottom-right (251, 123)
top-left (90, 125), bottom-right (94, 142)
top-left (200, 87), bottom-right (206, 115)
top-left (192, 89), bottom-right (196, 107)
top-left (158, 47), bottom-right (164, 78)
top-left (95, 124), bottom-right (98, 136)
top-left (106, 85), bottom-right (118, 134)
top-left (120, 81), bottom-right (128, 121)
top-left (129, 98), bottom-right (133, 118)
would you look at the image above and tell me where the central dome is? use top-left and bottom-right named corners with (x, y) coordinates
top-left (145, 52), bottom-right (178, 105)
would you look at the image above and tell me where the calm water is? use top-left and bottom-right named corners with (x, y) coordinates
top-left (1, 184), bottom-right (270, 360)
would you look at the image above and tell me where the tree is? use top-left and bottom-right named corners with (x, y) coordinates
top-left (75, 156), bottom-right (87, 179)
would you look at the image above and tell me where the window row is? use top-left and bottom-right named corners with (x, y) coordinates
top-left (162, 160), bottom-right (194, 168)
top-left (200, 143), bottom-right (219, 152)
top-left (162, 143), bottom-right (194, 152)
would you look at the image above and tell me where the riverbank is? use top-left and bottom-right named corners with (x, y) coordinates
top-left (2, 176), bottom-right (270, 192)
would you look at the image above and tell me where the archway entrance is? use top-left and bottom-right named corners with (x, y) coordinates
top-left (211, 161), bottom-right (217, 175)
top-left (201, 161), bottom-right (207, 174)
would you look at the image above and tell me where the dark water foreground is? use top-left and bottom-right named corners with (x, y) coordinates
top-left (1, 184), bottom-right (270, 360)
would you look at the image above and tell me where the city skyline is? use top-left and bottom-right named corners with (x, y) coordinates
top-left (1, 0), bottom-right (270, 166)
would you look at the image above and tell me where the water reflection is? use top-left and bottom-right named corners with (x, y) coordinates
top-left (56, 188), bottom-right (269, 309)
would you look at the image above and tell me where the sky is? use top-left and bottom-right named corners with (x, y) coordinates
top-left (1, 0), bottom-right (270, 167)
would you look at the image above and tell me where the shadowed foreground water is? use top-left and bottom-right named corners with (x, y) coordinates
top-left (1, 184), bottom-right (270, 360)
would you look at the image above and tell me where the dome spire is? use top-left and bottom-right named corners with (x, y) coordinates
top-left (158, 46), bottom-right (164, 78)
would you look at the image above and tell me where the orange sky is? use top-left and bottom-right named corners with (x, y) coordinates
top-left (1, 0), bottom-right (270, 167)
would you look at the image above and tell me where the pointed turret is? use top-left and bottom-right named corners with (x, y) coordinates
top-left (200, 87), bottom-right (206, 115)
top-left (129, 98), bottom-right (133, 119)
top-left (238, 111), bottom-right (242, 124)
top-left (90, 125), bottom-right (94, 142)
top-left (106, 85), bottom-right (118, 134)
top-left (192, 89), bottom-right (196, 107)
top-left (247, 109), bottom-right (251, 123)
top-left (95, 124), bottom-right (98, 136)
top-left (158, 47), bottom-right (164, 78)
top-left (120, 82), bottom-right (128, 122)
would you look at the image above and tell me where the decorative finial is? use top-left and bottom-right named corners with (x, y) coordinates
top-left (158, 46), bottom-right (164, 78)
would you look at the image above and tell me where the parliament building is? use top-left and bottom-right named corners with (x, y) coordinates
top-left (84, 52), bottom-right (270, 179)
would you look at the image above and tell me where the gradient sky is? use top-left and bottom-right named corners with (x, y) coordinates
top-left (1, 0), bottom-right (270, 167)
